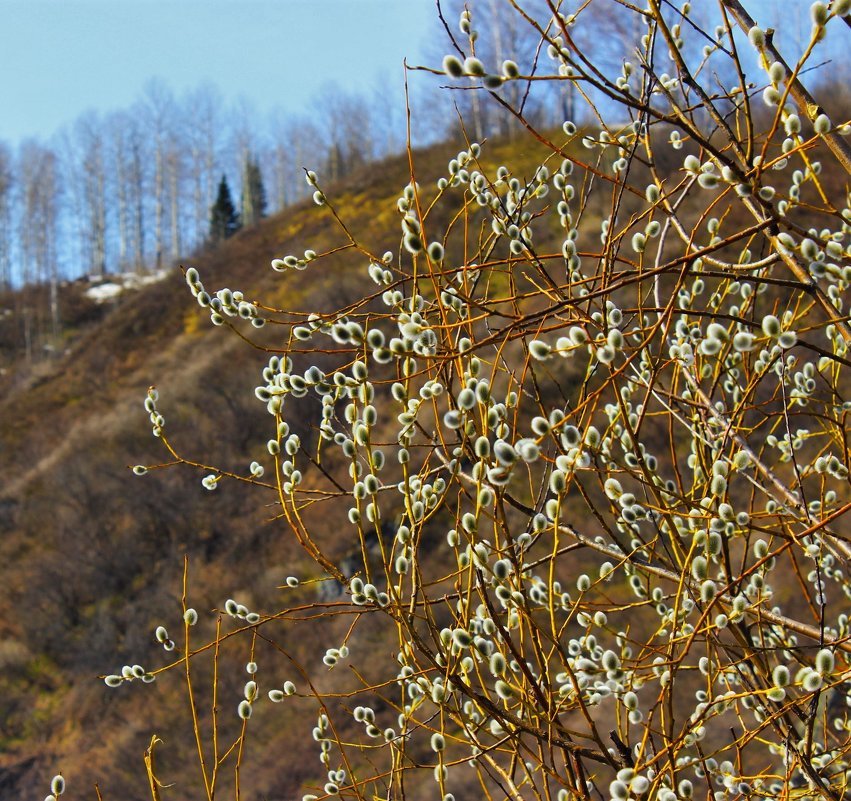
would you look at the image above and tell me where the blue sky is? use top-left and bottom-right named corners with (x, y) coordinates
top-left (0, 0), bottom-right (842, 148)
top-left (0, 0), bottom-right (436, 145)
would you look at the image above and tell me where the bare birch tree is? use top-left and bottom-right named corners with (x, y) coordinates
top-left (18, 140), bottom-right (61, 356)
top-left (143, 80), bottom-right (175, 270)
top-left (0, 142), bottom-right (13, 291)
top-left (74, 112), bottom-right (108, 278)
top-left (184, 83), bottom-right (224, 250)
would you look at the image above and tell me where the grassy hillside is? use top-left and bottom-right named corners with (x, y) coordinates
top-left (2, 109), bottom-right (849, 800)
top-left (0, 132), bottom-right (575, 799)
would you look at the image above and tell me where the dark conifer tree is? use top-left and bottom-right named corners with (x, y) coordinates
top-left (209, 174), bottom-right (240, 244)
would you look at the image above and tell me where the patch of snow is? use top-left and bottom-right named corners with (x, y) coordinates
top-left (123, 269), bottom-right (170, 289)
top-left (83, 268), bottom-right (171, 303)
top-left (85, 283), bottom-right (123, 302)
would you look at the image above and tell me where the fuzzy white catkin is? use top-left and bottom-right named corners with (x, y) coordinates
top-left (814, 113), bottom-right (831, 134)
top-left (442, 55), bottom-right (464, 78)
top-left (529, 340), bottom-right (552, 360)
top-left (761, 315), bottom-right (781, 337)
top-left (816, 648), bottom-right (835, 675)
top-left (748, 26), bottom-right (765, 47)
top-left (772, 665), bottom-right (790, 687)
top-left (811, 2), bottom-right (828, 26)
top-left (502, 60), bottom-right (519, 78)
top-left (463, 57), bottom-right (485, 76)
top-left (802, 670), bottom-right (823, 692)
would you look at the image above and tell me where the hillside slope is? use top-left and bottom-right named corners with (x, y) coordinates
top-left (0, 134), bottom-right (564, 800)
top-left (4, 116), bottom-right (848, 800)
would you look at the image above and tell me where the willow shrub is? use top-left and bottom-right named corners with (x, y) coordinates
top-left (108, 2), bottom-right (851, 800)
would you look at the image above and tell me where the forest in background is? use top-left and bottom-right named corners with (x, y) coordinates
top-left (0, 0), bottom-right (588, 367)
top-left (2, 0), bottom-right (840, 296)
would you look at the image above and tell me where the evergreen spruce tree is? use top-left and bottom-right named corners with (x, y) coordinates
top-left (240, 156), bottom-right (267, 228)
top-left (209, 174), bottom-right (239, 244)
